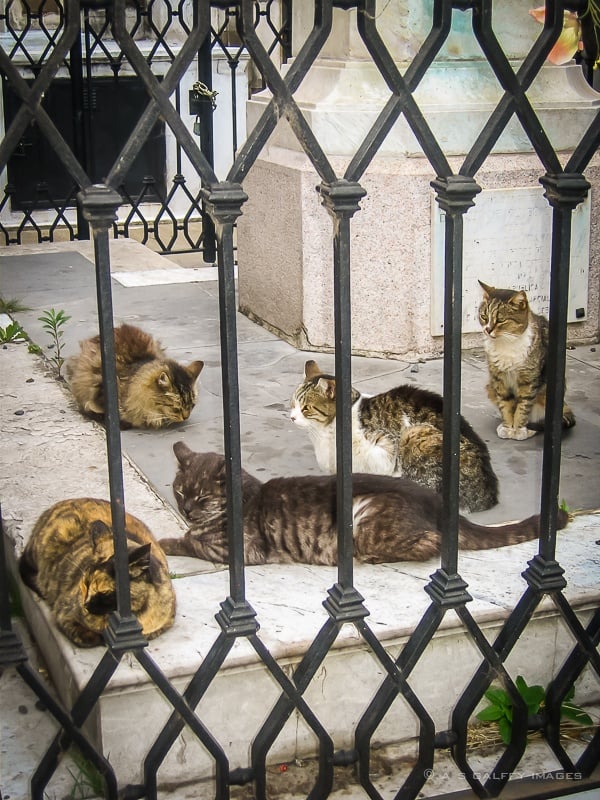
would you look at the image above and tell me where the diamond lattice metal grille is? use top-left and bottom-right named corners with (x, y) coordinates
top-left (0, 2), bottom-right (599, 799)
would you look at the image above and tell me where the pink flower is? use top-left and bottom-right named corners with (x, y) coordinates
top-left (529, 7), bottom-right (582, 65)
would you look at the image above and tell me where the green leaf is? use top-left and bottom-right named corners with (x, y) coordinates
top-left (560, 703), bottom-right (593, 726)
top-left (476, 705), bottom-right (505, 722)
top-left (0, 321), bottom-right (25, 343)
top-left (514, 675), bottom-right (545, 715)
top-left (484, 687), bottom-right (511, 709)
top-left (498, 717), bottom-right (512, 745)
top-left (522, 687), bottom-right (545, 714)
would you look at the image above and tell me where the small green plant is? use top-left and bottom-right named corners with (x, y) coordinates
top-left (38, 308), bottom-right (71, 379)
top-left (476, 675), bottom-right (593, 745)
top-left (67, 748), bottom-right (105, 799)
top-left (0, 296), bottom-right (30, 314)
top-left (560, 498), bottom-right (571, 514)
top-left (0, 319), bottom-right (25, 343)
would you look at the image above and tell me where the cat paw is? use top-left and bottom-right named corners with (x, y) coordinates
top-left (496, 424), bottom-right (536, 440)
top-left (513, 426), bottom-right (537, 440)
top-left (496, 424), bottom-right (514, 439)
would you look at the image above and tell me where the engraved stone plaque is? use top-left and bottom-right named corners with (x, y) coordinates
top-left (431, 187), bottom-right (590, 335)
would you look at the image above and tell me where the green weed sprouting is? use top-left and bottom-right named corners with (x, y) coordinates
top-left (0, 296), bottom-right (30, 314)
top-left (0, 320), bottom-right (25, 343)
top-left (476, 675), bottom-right (593, 745)
top-left (38, 308), bottom-right (71, 380)
top-left (67, 748), bottom-right (105, 799)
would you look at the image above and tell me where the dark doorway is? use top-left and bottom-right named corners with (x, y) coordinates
top-left (2, 75), bottom-right (167, 211)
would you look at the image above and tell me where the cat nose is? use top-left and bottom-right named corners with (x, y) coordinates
top-left (183, 500), bottom-right (195, 515)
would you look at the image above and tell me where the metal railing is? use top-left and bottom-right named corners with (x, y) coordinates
top-left (0, 0), bottom-right (290, 257)
top-left (1, 2), bottom-right (599, 799)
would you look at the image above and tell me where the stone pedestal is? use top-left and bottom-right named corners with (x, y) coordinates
top-left (237, 2), bottom-right (600, 359)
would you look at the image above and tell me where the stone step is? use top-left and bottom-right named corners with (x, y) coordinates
top-left (7, 511), bottom-right (600, 790)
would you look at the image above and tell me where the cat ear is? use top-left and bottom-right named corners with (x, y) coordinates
top-left (157, 371), bottom-right (171, 389)
top-left (317, 377), bottom-right (336, 400)
top-left (128, 542), bottom-right (152, 575)
top-left (510, 290), bottom-right (528, 310)
top-left (478, 280), bottom-right (493, 296)
top-left (186, 360), bottom-right (204, 381)
top-left (173, 441), bottom-right (194, 466)
top-left (89, 520), bottom-right (113, 552)
top-left (305, 360), bottom-right (321, 379)
top-left (216, 458), bottom-right (227, 483)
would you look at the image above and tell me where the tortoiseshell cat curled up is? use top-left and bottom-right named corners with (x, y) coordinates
top-left (19, 499), bottom-right (176, 647)
top-left (290, 360), bottom-right (498, 512)
top-left (478, 281), bottom-right (575, 440)
top-left (67, 323), bottom-right (204, 428)
top-left (158, 443), bottom-right (568, 566)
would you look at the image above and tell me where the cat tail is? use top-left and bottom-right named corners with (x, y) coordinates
top-left (18, 547), bottom-right (40, 593)
top-left (113, 324), bottom-right (164, 363)
top-left (457, 507), bottom-right (570, 550)
top-left (158, 536), bottom-right (195, 557)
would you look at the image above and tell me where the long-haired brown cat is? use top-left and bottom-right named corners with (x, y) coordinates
top-left (158, 442), bottom-right (568, 566)
top-left (290, 361), bottom-right (498, 513)
top-left (67, 323), bottom-right (204, 428)
top-left (478, 281), bottom-right (576, 440)
top-left (19, 499), bottom-right (176, 647)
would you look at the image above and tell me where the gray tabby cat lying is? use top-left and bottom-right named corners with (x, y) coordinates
top-left (290, 361), bottom-right (498, 512)
top-left (158, 442), bottom-right (568, 566)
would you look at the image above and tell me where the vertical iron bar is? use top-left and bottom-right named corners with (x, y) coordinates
top-left (440, 210), bottom-right (463, 575)
top-left (319, 180), bottom-right (370, 626)
top-left (203, 183), bottom-right (249, 604)
top-left (430, 176), bottom-right (480, 578)
top-left (318, 180), bottom-right (366, 589)
top-left (280, 0), bottom-right (293, 61)
top-left (218, 219), bottom-right (244, 600)
top-left (70, 18), bottom-right (90, 240)
top-left (82, 8), bottom-right (97, 183)
top-left (333, 214), bottom-right (354, 584)
top-left (229, 59), bottom-right (239, 158)
top-left (198, 17), bottom-right (216, 263)
top-left (78, 184), bottom-right (132, 621)
top-left (334, 203), bottom-right (352, 589)
top-left (538, 207), bottom-right (571, 557)
top-left (537, 173), bottom-right (591, 560)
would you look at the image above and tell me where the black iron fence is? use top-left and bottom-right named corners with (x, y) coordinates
top-left (0, 0), bottom-right (291, 257)
top-left (1, 1), bottom-right (599, 799)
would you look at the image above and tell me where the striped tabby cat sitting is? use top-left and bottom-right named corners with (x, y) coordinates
top-left (478, 281), bottom-right (575, 440)
top-left (290, 361), bottom-right (498, 513)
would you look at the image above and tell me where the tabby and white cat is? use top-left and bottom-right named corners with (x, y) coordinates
top-left (159, 442), bottom-right (568, 565)
top-left (67, 323), bottom-right (204, 428)
top-left (478, 281), bottom-right (576, 440)
top-left (19, 498), bottom-right (176, 647)
top-left (289, 361), bottom-right (498, 513)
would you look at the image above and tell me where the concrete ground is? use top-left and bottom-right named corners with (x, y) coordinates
top-left (1, 242), bottom-right (599, 524)
top-left (1, 240), bottom-right (599, 799)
